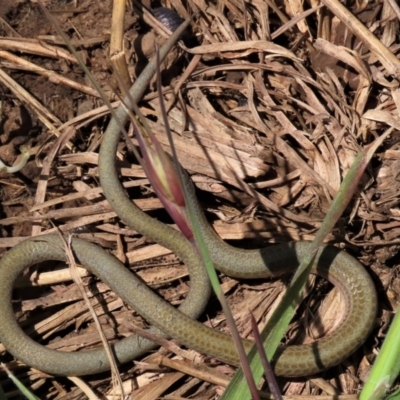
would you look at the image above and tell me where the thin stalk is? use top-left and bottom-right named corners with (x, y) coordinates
top-left (250, 313), bottom-right (283, 400)
top-left (155, 49), bottom-right (261, 400)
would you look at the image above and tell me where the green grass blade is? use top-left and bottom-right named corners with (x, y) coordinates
top-left (360, 307), bottom-right (400, 400)
top-left (386, 388), bottom-right (400, 400)
top-left (1, 364), bottom-right (41, 400)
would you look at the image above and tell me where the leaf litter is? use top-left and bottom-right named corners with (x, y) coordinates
top-left (0, 0), bottom-right (399, 398)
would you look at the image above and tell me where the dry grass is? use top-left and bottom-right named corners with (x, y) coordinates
top-left (0, 0), bottom-right (399, 398)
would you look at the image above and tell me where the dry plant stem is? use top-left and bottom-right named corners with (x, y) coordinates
top-left (312, 379), bottom-right (340, 396)
top-left (53, 101), bottom-right (120, 137)
top-left (165, 54), bottom-right (202, 113)
top-left (31, 126), bottom-right (78, 237)
top-left (0, 50), bottom-right (100, 98)
top-left (0, 18), bottom-right (20, 37)
top-left (182, 40), bottom-right (299, 60)
top-left (0, 38), bottom-right (78, 63)
top-left (387, 0), bottom-right (400, 20)
top-left (67, 377), bottom-right (98, 400)
top-left (110, 0), bottom-right (126, 53)
top-left (14, 266), bottom-right (90, 287)
top-left (271, 4), bottom-right (324, 40)
top-left (0, 68), bottom-right (61, 135)
top-left (313, 39), bottom-right (370, 79)
top-left (153, 356), bottom-right (230, 387)
top-left (110, 0), bottom-right (132, 90)
top-left (61, 233), bottom-right (124, 396)
top-left (321, 0), bottom-right (400, 78)
top-left (37, 34), bottom-right (111, 47)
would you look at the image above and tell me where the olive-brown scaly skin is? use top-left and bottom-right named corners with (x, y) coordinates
top-left (0, 19), bottom-right (377, 377)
